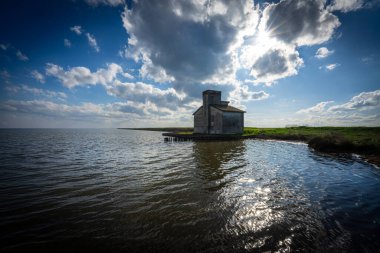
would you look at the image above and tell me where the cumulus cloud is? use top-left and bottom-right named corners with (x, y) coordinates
top-left (315, 47), bottom-right (334, 59)
top-left (16, 50), bottom-right (29, 61)
top-left (31, 70), bottom-right (45, 83)
top-left (121, 0), bottom-right (260, 85)
top-left (64, 38), bottom-right (72, 48)
top-left (84, 0), bottom-right (125, 7)
top-left (260, 0), bottom-right (340, 47)
top-left (328, 90), bottom-right (380, 111)
top-left (249, 47), bottom-right (303, 84)
top-left (229, 85), bottom-right (269, 105)
top-left (118, 0), bottom-right (348, 93)
top-left (46, 63), bottom-right (195, 115)
top-left (106, 80), bottom-right (186, 111)
top-left (45, 63), bottom-right (126, 88)
top-left (85, 33), bottom-right (100, 52)
top-left (328, 0), bottom-right (364, 12)
top-left (236, 0), bottom-right (344, 85)
top-left (296, 90), bottom-right (380, 126)
top-left (297, 101), bottom-right (334, 114)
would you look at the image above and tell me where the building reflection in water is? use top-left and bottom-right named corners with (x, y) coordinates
top-left (192, 140), bottom-right (246, 184)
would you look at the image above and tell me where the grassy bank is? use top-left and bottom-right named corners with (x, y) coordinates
top-left (243, 127), bottom-right (380, 165)
top-left (120, 126), bottom-right (380, 165)
top-left (244, 127), bottom-right (380, 152)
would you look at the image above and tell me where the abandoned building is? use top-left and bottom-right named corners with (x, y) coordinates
top-left (193, 90), bottom-right (245, 134)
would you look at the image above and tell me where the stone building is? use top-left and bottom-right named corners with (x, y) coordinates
top-left (193, 90), bottom-right (245, 134)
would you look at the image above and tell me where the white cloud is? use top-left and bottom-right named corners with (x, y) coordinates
top-left (297, 101), bottom-right (334, 114)
top-left (45, 63), bottom-right (126, 88)
top-left (84, 0), bottom-right (125, 7)
top-left (0, 99), bottom-right (192, 126)
top-left (5, 85), bottom-right (67, 100)
top-left (105, 80), bottom-right (187, 111)
top-left (85, 33), bottom-right (100, 52)
top-left (70, 26), bottom-right (100, 52)
top-left (328, 0), bottom-right (364, 12)
top-left (325, 63), bottom-right (340, 71)
top-left (229, 85), bottom-right (269, 105)
top-left (31, 70), bottom-right (45, 83)
top-left (296, 90), bottom-right (380, 126)
top-left (21, 85), bottom-right (67, 100)
top-left (70, 25), bottom-right (83, 35)
top-left (16, 50), bottom-right (29, 61)
top-left (118, 0), bottom-right (347, 92)
top-left (248, 46), bottom-right (304, 85)
top-left (45, 63), bottom-right (199, 114)
top-left (121, 0), bottom-right (260, 86)
top-left (315, 47), bottom-right (334, 59)
top-left (64, 38), bottom-right (72, 48)
top-left (236, 0), bottom-right (343, 85)
top-left (328, 90), bottom-right (380, 111)
top-left (260, 0), bottom-right (340, 47)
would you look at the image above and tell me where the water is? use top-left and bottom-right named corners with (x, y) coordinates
top-left (0, 129), bottom-right (379, 252)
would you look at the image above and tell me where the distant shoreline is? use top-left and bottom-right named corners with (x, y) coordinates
top-left (119, 126), bottom-right (380, 167)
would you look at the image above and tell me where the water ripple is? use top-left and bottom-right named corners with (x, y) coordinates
top-left (0, 129), bottom-right (380, 252)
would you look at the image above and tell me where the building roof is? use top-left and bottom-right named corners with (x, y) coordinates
top-left (211, 104), bottom-right (245, 113)
top-left (192, 106), bottom-right (204, 115)
top-left (193, 104), bottom-right (245, 115)
top-left (202, 90), bottom-right (221, 94)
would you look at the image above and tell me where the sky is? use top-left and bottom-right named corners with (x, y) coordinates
top-left (0, 0), bottom-right (379, 128)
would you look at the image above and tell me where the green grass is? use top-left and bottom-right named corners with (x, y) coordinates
top-left (243, 126), bottom-right (380, 155)
top-left (244, 126), bottom-right (379, 145)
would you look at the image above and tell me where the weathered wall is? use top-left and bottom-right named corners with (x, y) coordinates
top-left (193, 108), bottom-right (208, 133)
top-left (209, 107), bottom-right (223, 134)
top-left (202, 91), bottom-right (221, 133)
top-left (222, 112), bottom-right (244, 134)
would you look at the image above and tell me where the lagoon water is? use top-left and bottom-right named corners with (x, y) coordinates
top-left (1, 129), bottom-right (380, 252)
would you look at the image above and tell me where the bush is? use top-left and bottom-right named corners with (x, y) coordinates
top-left (308, 135), bottom-right (355, 153)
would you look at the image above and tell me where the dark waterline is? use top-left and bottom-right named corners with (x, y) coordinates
top-left (0, 129), bottom-right (379, 252)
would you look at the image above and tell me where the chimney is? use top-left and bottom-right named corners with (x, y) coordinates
top-left (202, 90), bottom-right (221, 134)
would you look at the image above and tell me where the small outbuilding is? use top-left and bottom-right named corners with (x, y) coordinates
top-left (193, 90), bottom-right (245, 134)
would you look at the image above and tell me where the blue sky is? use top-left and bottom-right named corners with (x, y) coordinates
top-left (0, 0), bottom-right (379, 128)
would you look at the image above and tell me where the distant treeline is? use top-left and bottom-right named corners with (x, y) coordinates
top-left (118, 127), bottom-right (193, 133)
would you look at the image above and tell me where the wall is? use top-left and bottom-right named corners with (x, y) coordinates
top-left (209, 107), bottom-right (223, 134)
top-left (222, 112), bottom-right (244, 134)
top-left (193, 108), bottom-right (208, 133)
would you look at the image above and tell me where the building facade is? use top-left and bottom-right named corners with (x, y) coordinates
top-left (193, 90), bottom-right (245, 134)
